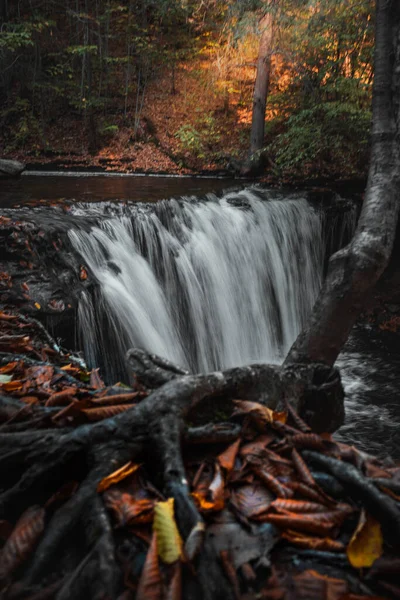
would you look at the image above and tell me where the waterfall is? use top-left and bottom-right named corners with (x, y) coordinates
top-left (69, 188), bottom-right (325, 380)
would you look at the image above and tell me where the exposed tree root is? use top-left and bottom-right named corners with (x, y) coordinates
top-left (0, 349), bottom-right (347, 598)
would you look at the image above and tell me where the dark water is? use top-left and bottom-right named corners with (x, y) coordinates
top-left (0, 171), bottom-right (240, 208)
top-left (1, 172), bottom-right (399, 460)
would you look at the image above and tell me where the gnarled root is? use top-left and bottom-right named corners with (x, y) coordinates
top-left (0, 350), bottom-right (344, 598)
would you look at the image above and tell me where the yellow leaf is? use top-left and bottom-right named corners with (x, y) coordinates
top-left (347, 510), bottom-right (383, 568)
top-left (153, 498), bottom-right (182, 564)
top-left (97, 462), bottom-right (141, 492)
top-left (34, 302), bottom-right (41, 309)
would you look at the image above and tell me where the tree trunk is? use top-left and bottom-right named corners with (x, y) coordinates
top-left (249, 11), bottom-right (275, 155)
top-left (286, 0), bottom-right (400, 368)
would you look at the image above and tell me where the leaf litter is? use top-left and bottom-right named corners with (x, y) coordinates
top-left (0, 309), bottom-right (399, 599)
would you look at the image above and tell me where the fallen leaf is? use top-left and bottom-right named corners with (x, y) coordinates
top-left (153, 498), bottom-right (182, 564)
top-left (218, 438), bottom-right (241, 473)
top-left (0, 506), bottom-right (45, 578)
top-left (97, 462), bottom-right (141, 493)
top-left (233, 400), bottom-right (287, 430)
top-left (292, 569), bottom-right (348, 600)
top-left (136, 534), bottom-right (163, 600)
top-left (270, 499), bottom-right (328, 514)
top-left (104, 490), bottom-right (154, 526)
top-left (83, 404), bottom-right (134, 421)
top-left (231, 483), bottom-right (274, 519)
top-left (1, 379), bottom-right (23, 391)
top-left (0, 374), bottom-right (13, 383)
top-left (347, 510), bottom-right (383, 568)
top-left (282, 530), bottom-right (344, 552)
top-left (0, 361), bottom-right (18, 374)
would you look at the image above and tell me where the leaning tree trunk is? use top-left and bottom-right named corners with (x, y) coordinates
top-left (286, 0), bottom-right (400, 368)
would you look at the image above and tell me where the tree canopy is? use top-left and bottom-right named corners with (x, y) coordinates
top-left (0, 0), bottom-right (374, 178)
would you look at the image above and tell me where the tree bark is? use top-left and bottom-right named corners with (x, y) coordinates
top-left (286, 0), bottom-right (400, 368)
top-left (249, 10), bottom-right (275, 155)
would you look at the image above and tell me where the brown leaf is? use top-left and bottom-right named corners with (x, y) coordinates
top-left (292, 569), bottom-right (348, 600)
top-left (291, 448), bottom-right (317, 487)
top-left (89, 368), bottom-right (105, 390)
top-left (282, 530), bottom-right (345, 552)
top-left (270, 499), bottom-right (329, 514)
top-left (91, 392), bottom-right (141, 406)
top-left (0, 506), bottom-right (45, 578)
top-left (217, 438), bottom-right (241, 473)
top-left (104, 489), bottom-right (154, 526)
top-left (220, 550), bottom-right (241, 600)
top-left (262, 510), bottom-right (347, 535)
top-left (45, 387), bottom-right (77, 407)
top-left (291, 433), bottom-right (326, 451)
top-left (252, 467), bottom-right (293, 499)
top-left (239, 435), bottom-right (276, 457)
top-left (83, 404), bottom-right (134, 421)
top-left (231, 483), bottom-right (274, 519)
top-left (136, 534), bottom-right (163, 600)
top-left (284, 400), bottom-right (312, 433)
top-left (165, 561), bottom-right (182, 600)
top-left (79, 266), bottom-right (88, 280)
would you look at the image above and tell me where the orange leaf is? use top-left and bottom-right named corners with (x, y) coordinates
top-left (0, 361), bottom-right (18, 374)
top-left (104, 489), bottom-right (154, 526)
top-left (1, 380), bottom-right (23, 391)
top-left (192, 464), bottom-right (225, 513)
top-left (97, 462), bottom-right (141, 492)
top-left (347, 510), bottom-right (383, 568)
top-left (217, 438), bottom-right (241, 473)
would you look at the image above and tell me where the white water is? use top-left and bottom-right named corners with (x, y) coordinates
top-left (69, 189), bottom-right (324, 376)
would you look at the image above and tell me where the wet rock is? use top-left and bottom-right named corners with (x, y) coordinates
top-left (0, 159), bottom-right (25, 178)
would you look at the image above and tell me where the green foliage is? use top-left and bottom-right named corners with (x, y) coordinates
top-left (0, 99), bottom-right (42, 152)
top-left (269, 102), bottom-right (371, 175)
top-left (175, 124), bottom-right (204, 157)
top-left (175, 115), bottom-right (222, 159)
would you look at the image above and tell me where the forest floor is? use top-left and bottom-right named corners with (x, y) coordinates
top-left (1, 59), bottom-right (251, 176)
top-left (1, 308), bottom-right (400, 599)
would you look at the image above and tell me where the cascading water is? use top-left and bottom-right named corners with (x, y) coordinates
top-left (69, 188), bottom-right (325, 380)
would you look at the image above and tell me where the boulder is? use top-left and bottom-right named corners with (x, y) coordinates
top-left (0, 158), bottom-right (25, 178)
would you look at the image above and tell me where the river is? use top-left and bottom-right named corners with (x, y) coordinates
top-left (1, 172), bottom-right (399, 460)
